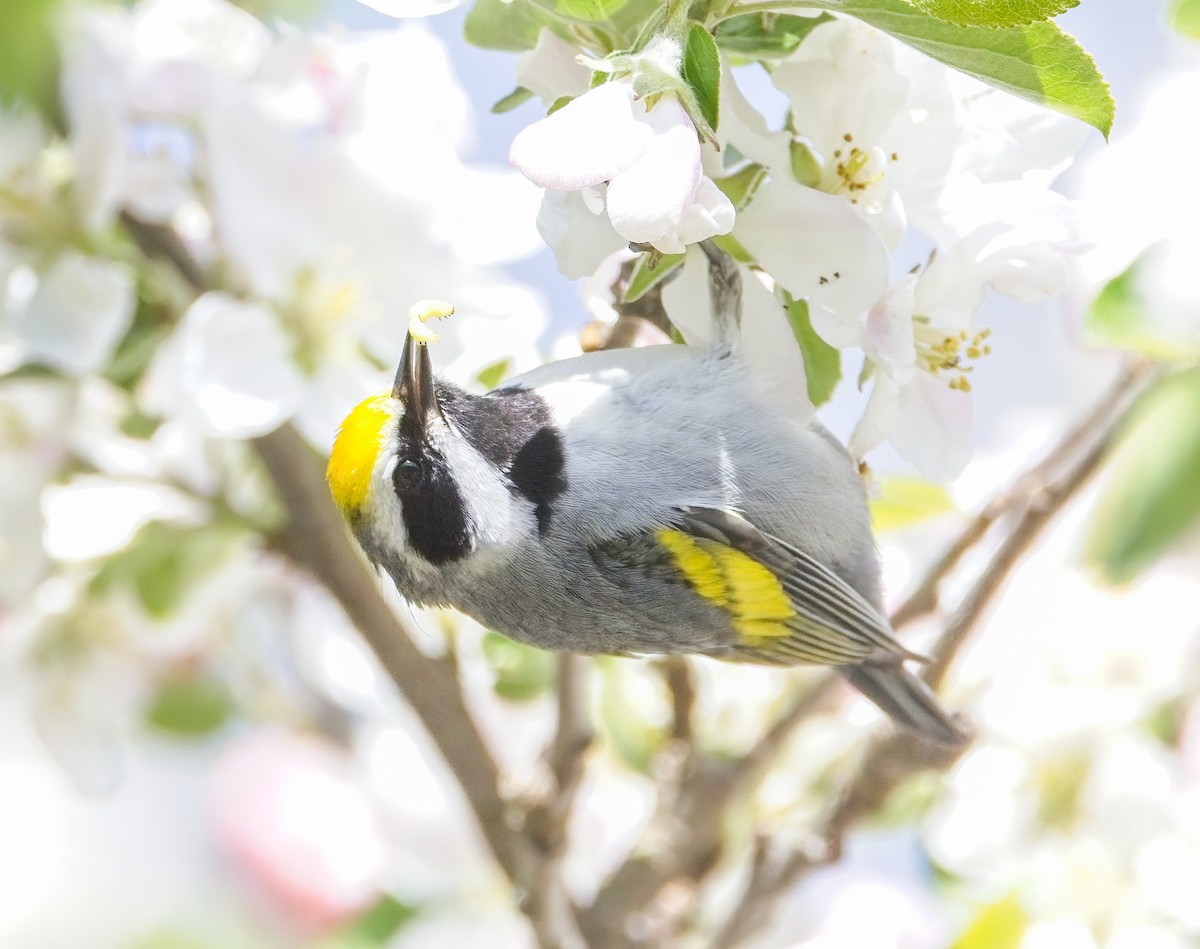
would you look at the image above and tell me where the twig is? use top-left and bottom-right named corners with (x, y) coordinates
top-left (711, 732), bottom-right (963, 949)
top-left (661, 656), bottom-right (696, 744)
top-left (924, 363), bottom-right (1152, 687)
top-left (708, 359), bottom-right (1156, 947)
top-left (523, 656), bottom-right (593, 947)
top-left (577, 672), bottom-right (837, 947)
top-left (253, 427), bottom-right (535, 881)
top-left (891, 361), bottom-right (1153, 630)
top-left (119, 217), bottom-right (598, 949)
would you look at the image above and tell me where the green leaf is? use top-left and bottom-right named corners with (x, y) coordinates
top-left (492, 86), bottom-right (535, 114)
top-left (870, 476), bottom-right (955, 531)
top-left (119, 411), bottom-right (162, 440)
top-left (714, 12), bottom-right (833, 58)
top-left (789, 139), bottom-right (823, 188)
top-left (336, 895), bottom-right (418, 946)
top-left (714, 162), bottom-right (767, 210)
top-left (951, 893), bottom-right (1028, 949)
top-left (464, 0), bottom-right (552, 51)
top-left (0, 0), bottom-right (61, 119)
top-left (1033, 751), bottom-right (1090, 828)
top-left (90, 521), bottom-right (244, 619)
top-left (596, 660), bottom-right (664, 772)
top-left (475, 358), bottom-right (511, 389)
top-left (785, 297), bottom-right (841, 406)
top-left (811, 0), bottom-right (1113, 137)
top-left (1086, 368), bottom-right (1200, 584)
top-left (909, 0), bottom-right (1078, 28)
top-left (481, 632), bottom-right (556, 702)
top-left (1088, 249), bottom-right (1200, 360)
top-left (145, 673), bottom-right (233, 738)
top-left (624, 252), bottom-right (685, 303)
top-left (681, 24), bottom-right (721, 134)
top-left (1169, 0), bottom-right (1200, 39)
top-left (548, 93), bottom-right (576, 115)
top-left (554, 0), bottom-right (631, 20)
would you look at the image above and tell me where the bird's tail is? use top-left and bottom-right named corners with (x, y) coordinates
top-left (840, 660), bottom-right (970, 747)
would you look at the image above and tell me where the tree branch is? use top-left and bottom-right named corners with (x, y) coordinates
top-left (118, 215), bottom-right (597, 948)
top-left (253, 427), bottom-right (536, 885)
top-left (522, 655), bottom-right (593, 948)
top-left (708, 359), bottom-right (1156, 947)
top-left (924, 361), bottom-right (1154, 687)
top-left (892, 360), bottom-right (1153, 630)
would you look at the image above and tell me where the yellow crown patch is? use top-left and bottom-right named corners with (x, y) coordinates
top-left (327, 392), bottom-right (393, 518)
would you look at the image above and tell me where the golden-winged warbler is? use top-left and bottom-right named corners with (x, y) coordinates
top-left (327, 248), bottom-right (966, 746)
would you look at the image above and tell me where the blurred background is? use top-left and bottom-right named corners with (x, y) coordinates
top-left (3, 0), bottom-right (1200, 947)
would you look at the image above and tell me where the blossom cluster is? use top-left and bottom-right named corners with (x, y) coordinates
top-left (0, 0), bottom-right (554, 925)
top-left (503, 13), bottom-right (1087, 477)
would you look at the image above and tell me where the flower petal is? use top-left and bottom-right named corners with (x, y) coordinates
top-left (141, 292), bottom-right (303, 438)
top-left (606, 98), bottom-right (701, 244)
top-left (736, 179), bottom-right (888, 340)
top-left (851, 372), bottom-right (971, 478)
top-left (865, 273), bottom-right (917, 371)
top-left (895, 374), bottom-right (972, 479)
top-left (651, 176), bottom-right (735, 255)
top-left (536, 190), bottom-right (627, 280)
top-left (517, 29), bottom-right (591, 106)
top-left (16, 253), bottom-right (135, 376)
top-left (509, 81), bottom-right (653, 191)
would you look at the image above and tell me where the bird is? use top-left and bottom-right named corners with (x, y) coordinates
top-left (326, 247), bottom-right (966, 746)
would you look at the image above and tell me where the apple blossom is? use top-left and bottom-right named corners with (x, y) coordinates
top-left (510, 80), bottom-right (734, 255)
top-left (517, 29), bottom-right (591, 108)
top-left (210, 729), bottom-right (387, 930)
top-left (11, 252), bottom-right (135, 377)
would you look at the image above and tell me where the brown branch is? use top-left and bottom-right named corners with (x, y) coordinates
top-left (662, 656), bottom-right (695, 743)
top-left (892, 360), bottom-right (1153, 630)
top-left (522, 656), bottom-right (593, 947)
top-left (711, 732), bottom-right (964, 949)
top-left (709, 359), bottom-right (1156, 947)
top-left (923, 363), bottom-right (1152, 687)
top-left (576, 671), bottom-right (837, 947)
top-left (253, 427), bottom-right (536, 885)
top-left (118, 216), bottom-right (599, 949)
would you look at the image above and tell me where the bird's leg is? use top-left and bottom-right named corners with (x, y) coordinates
top-left (699, 239), bottom-right (743, 342)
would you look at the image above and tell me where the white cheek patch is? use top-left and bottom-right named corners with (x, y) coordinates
top-left (435, 421), bottom-right (535, 552)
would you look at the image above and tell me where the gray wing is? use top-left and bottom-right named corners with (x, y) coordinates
top-left (673, 506), bottom-right (923, 666)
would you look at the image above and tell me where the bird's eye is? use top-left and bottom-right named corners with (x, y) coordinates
top-left (393, 457), bottom-right (425, 493)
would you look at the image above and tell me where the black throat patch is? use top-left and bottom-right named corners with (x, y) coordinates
top-left (392, 440), bottom-right (473, 565)
top-left (438, 382), bottom-right (568, 534)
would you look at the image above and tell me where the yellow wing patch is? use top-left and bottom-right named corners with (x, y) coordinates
top-left (656, 529), bottom-right (794, 642)
top-left (327, 391), bottom-right (393, 518)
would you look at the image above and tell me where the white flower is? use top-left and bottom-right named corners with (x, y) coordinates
top-left (351, 0), bottom-right (466, 16)
top-left (0, 378), bottom-right (73, 605)
top-left (770, 18), bottom-right (960, 249)
top-left (510, 80), bottom-right (734, 256)
top-left (1076, 69), bottom-right (1200, 354)
top-left (734, 177), bottom-right (890, 340)
top-left (517, 29), bottom-right (591, 107)
top-left (535, 190), bottom-right (628, 281)
top-left (10, 252), bottom-right (135, 376)
top-left (141, 292), bottom-right (304, 438)
top-left (211, 729), bottom-right (387, 928)
top-left (849, 249), bottom-right (1004, 478)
